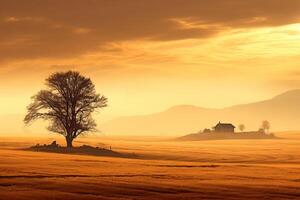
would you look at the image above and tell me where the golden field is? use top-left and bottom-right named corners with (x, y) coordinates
top-left (0, 132), bottom-right (300, 200)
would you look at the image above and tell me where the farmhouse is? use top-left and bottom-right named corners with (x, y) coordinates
top-left (214, 122), bottom-right (235, 133)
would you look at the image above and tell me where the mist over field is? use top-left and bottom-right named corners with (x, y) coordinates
top-left (1, 89), bottom-right (300, 137)
top-left (103, 90), bottom-right (300, 135)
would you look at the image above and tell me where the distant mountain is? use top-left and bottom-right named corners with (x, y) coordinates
top-left (102, 90), bottom-right (300, 135)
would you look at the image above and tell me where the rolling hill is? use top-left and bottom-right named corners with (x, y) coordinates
top-left (102, 90), bottom-right (300, 135)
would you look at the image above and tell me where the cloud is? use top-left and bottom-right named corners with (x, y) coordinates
top-left (72, 27), bottom-right (92, 34)
top-left (3, 16), bottom-right (45, 23)
top-left (0, 0), bottom-right (300, 61)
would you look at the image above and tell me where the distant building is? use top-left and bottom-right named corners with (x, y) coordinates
top-left (214, 122), bottom-right (235, 133)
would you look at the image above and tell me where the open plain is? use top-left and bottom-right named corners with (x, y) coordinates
top-left (0, 132), bottom-right (300, 200)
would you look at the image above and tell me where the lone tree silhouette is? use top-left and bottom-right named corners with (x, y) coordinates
top-left (261, 120), bottom-right (271, 133)
top-left (24, 71), bottom-right (107, 148)
top-left (238, 124), bottom-right (245, 132)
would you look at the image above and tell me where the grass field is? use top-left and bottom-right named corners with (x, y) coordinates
top-left (1, 132), bottom-right (300, 199)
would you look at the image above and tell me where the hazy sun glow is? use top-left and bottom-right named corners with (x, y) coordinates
top-left (0, 0), bottom-right (300, 135)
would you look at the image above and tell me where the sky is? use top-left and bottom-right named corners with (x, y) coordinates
top-left (0, 0), bottom-right (300, 121)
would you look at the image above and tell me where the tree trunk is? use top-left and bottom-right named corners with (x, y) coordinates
top-left (66, 137), bottom-right (73, 149)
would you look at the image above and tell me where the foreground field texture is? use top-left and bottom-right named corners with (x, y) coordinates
top-left (1, 132), bottom-right (300, 200)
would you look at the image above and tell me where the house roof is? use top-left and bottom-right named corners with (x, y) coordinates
top-left (214, 122), bottom-right (235, 128)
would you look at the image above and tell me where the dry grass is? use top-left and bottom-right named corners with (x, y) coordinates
top-left (0, 132), bottom-right (300, 199)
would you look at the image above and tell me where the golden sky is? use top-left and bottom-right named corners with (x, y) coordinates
top-left (0, 0), bottom-right (300, 119)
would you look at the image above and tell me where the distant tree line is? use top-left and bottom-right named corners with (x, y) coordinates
top-left (238, 120), bottom-right (271, 133)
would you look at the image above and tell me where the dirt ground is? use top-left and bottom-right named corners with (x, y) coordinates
top-left (0, 132), bottom-right (300, 200)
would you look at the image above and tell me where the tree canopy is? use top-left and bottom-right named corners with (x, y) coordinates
top-left (24, 71), bottom-right (107, 148)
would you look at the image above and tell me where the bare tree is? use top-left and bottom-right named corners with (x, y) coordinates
top-left (24, 71), bottom-right (107, 148)
top-left (261, 120), bottom-right (271, 134)
top-left (238, 124), bottom-right (245, 132)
